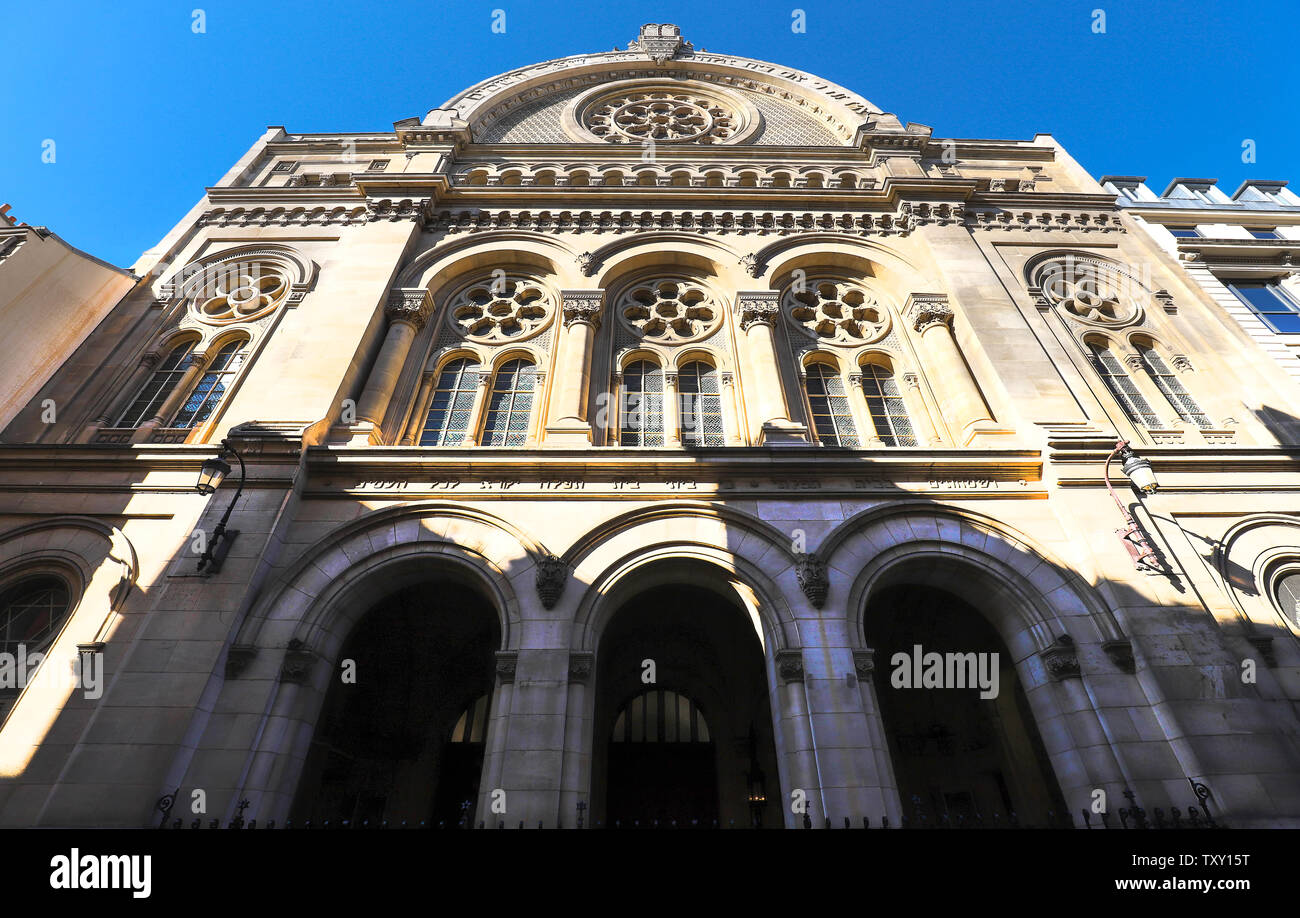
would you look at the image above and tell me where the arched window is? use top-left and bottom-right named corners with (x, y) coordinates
top-left (859, 364), bottom-right (916, 446)
top-left (115, 339), bottom-right (196, 428)
top-left (0, 575), bottom-right (71, 658)
top-left (420, 358), bottom-right (480, 446)
top-left (619, 360), bottom-right (665, 446)
top-left (449, 695), bottom-right (490, 744)
top-left (804, 363), bottom-right (859, 447)
top-left (480, 358), bottom-right (536, 447)
top-left (677, 361), bottom-right (724, 447)
top-left (611, 689), bottom-right (711, 743)
top-left (172, 339), bottom-right (247, 429)
top-left (1135, 342), bottom-right (1211, 429)
top-left (1085, 340), bottom-right (1159, 428)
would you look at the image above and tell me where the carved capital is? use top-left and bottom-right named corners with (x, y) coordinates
top-left (1102, 639), bottom-right (1135, 674)
top-left (226, 644), bottom-right (257, 679)
top-left (495, 650), bottom-right (519, 684)
top-left (1123, 353), bottom-right (1144, 372)
top-left (904, 293), bottom-right (954, 333)
top-left (853, 648), bottom-right (875, 678)
top-left (561, 289), bottom-right (604, 328)
top-left (279, 638), bottom-right (318, 684)
top-left (535, 553), bottom-right (568, 609)
top-left (139, 351), bottom-right (161, 370)
top-left (847, 372), bottom-right (864, 389)
top-left (720, 370), bottom-right (734, 386)
top-left (1171, 354), bottom-right (1193, 373)
top-left (568, 651), bottom-right (595, 684)
top-left (902, 371), bottom-right (921, 389)
top-left (794, 553), bottom-right (829, 608)
top-left (385, 287), bottom-right (435, 331)
top-left (735, 290), bottom-right (781, 331)
top-left (776, 649), bottom-right (804, 684)
top-left (1040, 634), bottom-right (1081, 681)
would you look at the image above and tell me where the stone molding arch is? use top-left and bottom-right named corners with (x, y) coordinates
top-left (587, 233), bottom-right (744, 290)
top-left (757, 235), bottom-right (936, 301)
top-left (0, 517), bottom-right (138, 627)
top-left (1214, 513), bottom-right (1300, 637)
top-left (395, 233), bottom-right (580, 292)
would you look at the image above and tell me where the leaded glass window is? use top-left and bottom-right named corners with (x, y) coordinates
top-left (805, 363), bottom-right (859, 447)
top-left (1086, 340), bottom-right (1160, 428)
top-left (450, 695), bottom-right (490, 743)
top-left (481, 358), bottom-right (536, 447)
top-left (860, 364), bottom-right (916, 446)
top-left (611, 689), bottom-right (711, 743)
top-left (115, 340), bottom-right (196, 428)
top-left (677, 361), bottom-right (724, 447)
top-left (1136, 344), bottom-right (1210, 429)
top-left (0, 576), bottom-right (71, 658)
top-left (172, 339), bottom-right (247, 429)
top-left (620, 361), bottom-right (665, 446)
top-left (420, 358), bottom-right (480, 446)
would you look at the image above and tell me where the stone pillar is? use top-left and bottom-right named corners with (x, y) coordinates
top-left (901, 371), bottom-right (941, 445)
top-left (846, 371), bottom-right (882, 446)
top-left (663, 370), bottom-right (681, 445)
top-left (904, 293), bottom-right (993, 444)
top-left (734, 291), bottom-right (808, 445)
top-left (80, 351), bottom-right (160, 441)
top-left (460, 371), bottom-right (494, 445)
top-left (721, 370), bottom-right (744, 444)
top-left (136, 351), bottom-right (207, 438)
top-left (544, 289), bottom-right (603, 447)
top-left (399, 373), bottom-right (436, 445)
top-left (355, 288), bottom-right (435, 437)
top-left (773, 650), bottom-right (822, 827)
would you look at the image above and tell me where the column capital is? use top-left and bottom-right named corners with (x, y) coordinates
top-left (734, 290), bottom-right (781, 330)
top-left (561, 289), bottom-right (604, 328)
top-left (495, 651), bottom-right (519, 684)
top-left (904, 293), bottom-right (953, 333)
top-left (902, 371), bottom-right (921, 389)
top-left (385, 287), bottom-right (435, 331)
top-left (847, 371), bottom-right (864, 388)
top-left (663, 370), bottom-right (679, 387)
top-left (182, 352), bottom-right (207, 371)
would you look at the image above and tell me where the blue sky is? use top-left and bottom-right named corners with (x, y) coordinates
top-left (3, 0), bottom-right (1295, 267)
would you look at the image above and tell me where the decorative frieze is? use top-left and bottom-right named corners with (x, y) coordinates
top-left (428, 208), bottom-right (913, 237)
top-left (967, 209), bottom-right (1122, 232)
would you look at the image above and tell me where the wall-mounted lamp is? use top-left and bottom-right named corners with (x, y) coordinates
top-left (195, 439), bottom-right (245, 574)
top-left (1104, 439), bottom-right (1162, 574)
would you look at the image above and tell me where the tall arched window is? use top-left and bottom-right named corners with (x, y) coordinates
top-left (677, 361), bottom-right (724, 447)
top-left (449, 695), bottom-right (490, 744)
top-left (172, 339), bottom-right (247, 429)
top-left (804, 363), bottom-right (859, 447)
top-left (1135, 342), bottom-right (1211, 429)
top-left (619, 360), bottom-right (665, 446)
top-left (115, 339), bottom-right (197, 428)
top-left (420, 358), bottom-right (480, 446)
top-left (0, 575), bottom-right (71, 658)
top-left (480, 358), bottom-right (536, 447)
top-left (611, 689), bottom-right (711, 743)
top-left (1085, 340), bottom-right (1160, 428)
top-left (859, 363), bottom-right (916, 447)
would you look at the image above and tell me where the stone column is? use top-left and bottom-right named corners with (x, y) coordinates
top-left (904, 293), bottom-right (993, 444)
top-left (459, 371), bottom-right (494, 445)
top-left (355, 288), bottom-right (435, 437)
top-left (544, 289), bottom-right (603, 447)
top-left (734, 291), bottom-right (808, 445)
top-left (663, 370), bottom-right (681, 445)
top-left (721, 370), bottom-right (744, 444)
top-left (901, 371), bottom-right (941, 445)
top-left (136, 351), bottom-right (207, 439)
top-left (79, 351), bottom-right (160, 441)
top-left (846, 371), bottom-right (882, 446)
top-left (399, 374), bottom-right (437, 445)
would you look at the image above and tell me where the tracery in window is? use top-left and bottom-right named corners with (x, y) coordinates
top-left (784, 279), bottom-right (890, 346)
top-left (0, 575), bottom-right (71, 658)
top-left (617, 279), bottom-right (721, 344)
top-left (446, 276), bottom-right (554, 344)
top-left (115, 339), bottom-right (197, 428)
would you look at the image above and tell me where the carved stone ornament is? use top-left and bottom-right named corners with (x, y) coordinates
top-left (495, 650), bottom-right (519, 684)
top-left (385, 287), bottom-right (435, 331)
top-left (1031, 256), bottom-right (1144, 326)
top-left (1102, 639), bottom-right (1136, 674)
top-left (576, 252), bottom-right (597, 276)
top-left (617, 278), bottom-right (720, 342)
top-left (784, 278), bottom-right (891, 346)
top-left (225, 644), bottom-right (257, 679)
top-left (1040, 634), bottom-right (1081, 681)
top-left (561, 290), bottom-right (604, 328)
top-left (536, 553), bottom-right (568, 609)
top-left (446, 275), bottom-right (555, 343)
top-left (904, 293), bottom-right (954, 333)
top-left (279, 638), bottom-right (318, 684)
top-left (627, 23), bottom-right (694, 64)
top-left (794, 552), bottom-right (829, 608)
top-left (735, 291), bottom-right (782, 331)
top-left (739, 254), bottom-right (763, 278)
top-left (568, 651), bottom-right (595, 684)
top-left (853, 648), bottom-right (875, 678)
top-left (776, 649), bottom-right (804, 683)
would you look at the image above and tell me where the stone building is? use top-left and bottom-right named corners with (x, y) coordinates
top-left (2, 24), bottom-right (1299, 829)
top-left (1100, 175), bottom-right (1300, 385)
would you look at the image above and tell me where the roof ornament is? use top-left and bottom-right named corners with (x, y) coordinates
top-left (627, 23), bottom-right (693, 64)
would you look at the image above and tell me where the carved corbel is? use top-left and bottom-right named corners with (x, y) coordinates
top-left (1040, 634), bottom-right (1081, 681)
top-left (776, 649), bottom-right (804, 684)
top-left (1102, 639), bottom-right (1135, 674)
top-left (794, 552), bottom-right (829, 608)
top-left (535, 553), bottom-right (568, 609)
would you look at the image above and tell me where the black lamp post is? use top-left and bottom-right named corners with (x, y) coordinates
top-left (195, 438), bottom-right (245, 574)
top-left (1103, 439), bottom-right (1162, 573)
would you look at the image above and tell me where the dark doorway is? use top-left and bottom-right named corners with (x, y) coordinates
top-left (291, 581), bottom-right (499, 827)
top-left (593, 582), bottom-right (779, 828)
top-left (866, 582), bottom-right (1068, 827)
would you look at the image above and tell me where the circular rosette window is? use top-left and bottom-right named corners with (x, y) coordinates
top-left (565, 80), bottom-right (761, 145)
top-left (191, 262), bottom-right (289, 325)
top-left (617, 279), bottom-right (721, 344)
top-left (447, 275), bottom-right (555, 343)
top-left (783, 279), bottom-right (890, 346)
top-left (1033, 257), bottom-right (1142, 326)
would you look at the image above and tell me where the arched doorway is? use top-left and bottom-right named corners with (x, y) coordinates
top-left (290, 580), bottom-right (500, 827)
top-left (865, 581), bottom-right (1067, 827)
top-left (592, 582), bottom-right (779, 828)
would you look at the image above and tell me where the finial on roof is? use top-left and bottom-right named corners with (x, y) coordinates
top-left (627, 23), bottom-right (694, 64)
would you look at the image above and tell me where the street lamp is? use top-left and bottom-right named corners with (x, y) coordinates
top-left (1104, 439), bottom-right (1162, 573)
top-left (194, 439), bottom-right (245, 574)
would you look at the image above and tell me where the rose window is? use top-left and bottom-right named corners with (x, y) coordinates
top-left (1037, 260), bottom-right (1138, 325)
top-left (784, 280), bottom-right (890, 345)
top-left (587, 92), bottom-right (738, 144)
top-left (448, 276), bottom-right (554, 343)
top-left (618, 280), bottom-right (720, 343)
top-left (193, 264), bottom-right (288, 325)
